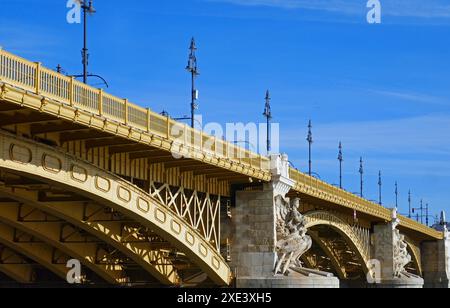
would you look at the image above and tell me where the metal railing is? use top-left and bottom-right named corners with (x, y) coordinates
top-left (0, 48), bottom-right (270, 172)
top-left (0, 49), bottom-right (443, 239)
top-left (289, 167), bottom-right (443, 239)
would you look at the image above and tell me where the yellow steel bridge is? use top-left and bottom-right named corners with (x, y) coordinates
top-left (0, 48), bottom-right (443, 286)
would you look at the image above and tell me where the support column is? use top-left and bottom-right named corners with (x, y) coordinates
top-left (422, 216), bottom-right (450, 288)
top-left (371, 209), bottom-right (424, 288)
top-left (229, 154), bottom-right (338, 288)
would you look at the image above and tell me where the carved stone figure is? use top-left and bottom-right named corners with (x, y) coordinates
top-left (393, 229), bottom-right (411, 278)
top-left (274, 196), bottom-right (312, 275)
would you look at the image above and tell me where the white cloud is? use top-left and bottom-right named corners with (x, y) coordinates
top-left (368, 89), bottom-right (450, 106)
top-left (281, 115), bottom-right (450, 156)
top-left (207, 0), bottom-right (450, 18)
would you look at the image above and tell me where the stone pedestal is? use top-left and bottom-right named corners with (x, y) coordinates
top-left (372, 218), bottom-right (424, 288)
top-left (422, 228), bottom-right (450, 288)
top-left (231, 156), bottom-right (339, 288)
top-left (236, 272), bottom-right (339, 288)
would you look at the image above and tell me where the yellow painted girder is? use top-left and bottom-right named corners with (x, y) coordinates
top-left (0, 130), bottom-right (231, 285)
top-left (291, 168), bottom-right (443, 240)
top-left (0, 187), bottom-right (181, 285)
top-left (0, 204), bottom-right (127, 284)
top-left (308, 231), bottom-right (348, 280)
top-left (0, 247), bottom-right (35, 283)
top-left (0, 224), bottom-right (68, 281)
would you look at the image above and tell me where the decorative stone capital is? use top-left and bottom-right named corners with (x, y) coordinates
top-left (390, 208), bottom-right (400, 230)
top-left (271, 175), bottom-right (295, 198)
top-left (269, 154), bottom-right (295, 197)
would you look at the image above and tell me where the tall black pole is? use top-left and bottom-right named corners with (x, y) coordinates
top-left (420, 199), bottom-right (424, 224)
top-left (80, 1), bottom-right (95, 84)
top-left (263, 90), bottom-right (272, 153)
top-left (395, 181), bottom-right (399, 209)
top-left (186, 38), bottom-right (199, 129)
top-left (83, 4), bottom-right (87, 83)
top-left (408, 190), bottom-right (412, 219)
top-left (338, 142), bottom-right (343, 189)
top-left (378, 171), bottom-right (382, 205)
top-left (359, 157), bottom-right (364, 198)
top-left (307, 120), bottom-right (313, 176)
top-left (426, 203), bottom-right (429, 226)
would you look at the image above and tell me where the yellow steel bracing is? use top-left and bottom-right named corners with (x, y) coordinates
top-left (0, 224), bottom-right (69, 281)
top-left (0, 246), bottom-right (35, 283)
top-left (304, 211), bottom-right (371, 274)
top-left (0, 47), bottom-right (444, 285)
top-left (0, 48), bottom-right (443, 241)
top-left (0, 203), bottom-right (128, 284)
top-left (0, 187), bottom-right (181, 285)
top-left (0, 129), bottom-right (231, 285)
top-left (308, 231), bottom-right (348, 280)
top-left (291, 169), bottom-right (443, 240)
top-left (404, 236), bottom-right (423, 276)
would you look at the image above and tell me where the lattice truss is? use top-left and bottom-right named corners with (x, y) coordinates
top-left (148, 181), bottom-right (221, 252)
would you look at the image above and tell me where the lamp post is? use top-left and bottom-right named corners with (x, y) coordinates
top-left (408, 190), bottom-right (412, 219)
top-left (307, 120), bottom-right (313, 176)
top-left (338, 142), bottom-right (343, 189)
top-left (412, 199), bottom-right (425, 224)
top-left (70, 1), bottom-right (109, 87)
top-left (395, 181), bottom-right (399, 209)
top-left (359, 157), bottom-right (364, 198)
top-left (78, 0), bottom-right (96, 84)
top-left (412, 200), bottom-right (432, 226)
top-left (378, 171), bottom-right (382, 205)
top-left (186, 37), bottom-right (199, 129)
top-left (263, 90), bottom-right (272, 154)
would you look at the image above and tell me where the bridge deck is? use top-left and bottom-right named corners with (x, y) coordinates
top-left (0, 48), bottom-right (442, 241)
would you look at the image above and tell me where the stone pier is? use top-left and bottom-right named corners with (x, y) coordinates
top-left (371, 210), bottom-right (424, 288)
top-left (229, 154), bottom-right (339, 288)
top-left (422, 221), bottom-right (450, 288)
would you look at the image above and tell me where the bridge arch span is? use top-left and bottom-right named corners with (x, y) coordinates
top-left (303, 211), bottom-right (371, 278)
top-left (0, 130), bottom-right (231, 286)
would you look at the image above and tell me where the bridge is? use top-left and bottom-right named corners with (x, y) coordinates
top-left (0, 48), bottom-right (448, 288)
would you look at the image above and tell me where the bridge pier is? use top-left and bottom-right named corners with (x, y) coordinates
top-left (229, 154), bottom-right (339, 288)
top-left (421, 223), bottom-right (450, 288)
top-left (371, 212), bottom-right (424, 288)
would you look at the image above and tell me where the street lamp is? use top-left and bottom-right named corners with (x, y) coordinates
top-left (186, 37), bottom-right (199, 129)
top-left (412, 199), bottom-right (425, 225)
top-left (307, 120), bottom-right (313, 176)
top-left (71, 1), bottom-right (109, 88)
top-left (359, 157), bottom-right (364, 198)
top-left (408, 190), bottom-right (412, 219)
top-left (75, 0), bottom-right (96, 84)
top-left (395, 181), bottom-right (399, 209)
top-left (378, 171), bottom-right (382, 206)
top-left (263, 90), bottom-right (272, 154)
top-left (338, 142), bottom-right (343, 189)
top-left (412, 201), bottom-right (432, 226)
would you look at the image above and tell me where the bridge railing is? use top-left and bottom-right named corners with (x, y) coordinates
top-left (290, 167), bottom-right (391, 220)
top-left (0, 49), bottom-right (271, 172)
top-left (289, 167), bottom-right (443, 239)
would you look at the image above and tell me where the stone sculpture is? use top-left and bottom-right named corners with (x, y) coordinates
top-left (392, 224), bottom-right (412, 278)
top-left (274, 196), bottom-right (312, 275)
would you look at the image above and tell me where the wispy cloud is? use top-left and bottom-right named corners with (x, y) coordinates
top-left (206, 0), bottom-right (450, 19)
top-left (281, 114), bottom-right (450, 156)
top-left (368, 89), bottom-right (450, 106)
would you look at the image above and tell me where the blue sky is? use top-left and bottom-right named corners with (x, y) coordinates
top-left (1, 0), bottom-right (450, 223)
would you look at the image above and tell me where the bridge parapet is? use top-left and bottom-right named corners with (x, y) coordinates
top-left (289, 168), bottom-right (443, 240)
top-left (0, 48), bottom-right (271, 181)
top-left (0, 48), bottom-right (443, 240)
